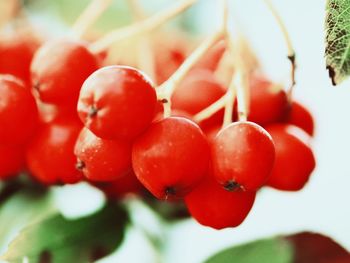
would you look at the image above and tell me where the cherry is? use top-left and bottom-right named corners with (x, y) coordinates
top-left (31, 39), bottom-right (98, 106)
top-left (26, 117), bottom-right (83, 185)
top-left (74, 128), bottom-right (132, 182)
top-left (155, 36), bottom-right (187, 84)
top-left (248, 76), bottom-right (289, 125)
top-left (171, 69), bottom-right (226, 129)
top-left (265, 124), bottom-right (316, 191)
top-left (0, 144), bottom-right (25, 180)
top-left (132, 117), bottom-right (209, 200)
top-left (211, 121), bottom-right (275, 191)
top-left (0, 74), bottom-right (38, 145)
top-left (93, 169), bottom-right (144, 199)
top-left (185, 174), bottom-right (256, 229)
top-left (0, 31), bottom-right (40, 85)
top-left (285, 101), bottom-right (314, 136)
top-left (193, 40), bottom-right (226, 72)
top-left (78, 66), bottom-right (157, 140)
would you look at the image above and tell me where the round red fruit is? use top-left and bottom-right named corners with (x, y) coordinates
top-left (0, 31), bottom-right (40, 85)
top-left (0, 144), bottom-right (25, 180)
top-left (171, 69), bottom-right (226, 129)
top-left (26, 118), bottom-right (83, 185)
top-left (248, 76), bottom-right (289, 125)
top-left (286, 101), bottom-right (314, 136)
top-left (185, 174), bottom-right (256, 229)
top-left (74, 128), bottom-right (132, 182)
top-left (211, 121), bottom-right (275, 191)
top-left (132, 117), bottom-right (209, 200)
top-left (0, 75), bottom-right (38, 145)
top-left (93, 170), bottom-right (144, 199)
top-left (78, 66), bottom-right (157, 140)
top-left (265, 124), bottom-right (316, 191)
top-left (31, 39), bottom-right (98, 106)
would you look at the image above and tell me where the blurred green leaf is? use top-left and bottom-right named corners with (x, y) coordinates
top-left (204, 238), bottom-right (293, 263)
top-left (1, 202), bottom-right (128, 263)
top-left (0, 178), bottom-right (54, 253)
top-left (325, 0), bottom-right (350, 85)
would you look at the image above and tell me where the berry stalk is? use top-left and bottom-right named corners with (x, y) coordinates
top-left (157, 30), bottom-right (224, 117)
top-left (127, 0), bottom-right (156, 81)
top-left (263, 0), bottom-right (296, 102)
top-left (89, 0), bottom-right (198, 53)
top-left (71, 0), bottom-right (113, 38)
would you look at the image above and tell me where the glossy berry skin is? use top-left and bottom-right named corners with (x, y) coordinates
top-left (185, 174), bottom-right (256, 229)
top-left (265, 124), bottom-right (316, 191)
top-left (171, 69), bottom-right (226, 129)
top-left (0, 144), bottom-right (25, 180)
top-left (74, 128), bottom-right (132, 182)
top-left (31, 39), bottom-right (98, 106)
top-left (0, 75), bottom-right (38, 145)
top-left (248, 77), bottom-right (289, 125)
top-left (211, 121), bottom-right (275, 191)
top-left (93, 169), bottom-right (144, 199)
top-left (26, 118), bottom-right (83, 185)
top-left (286, 101), bottom-right (314, 136)
top-left (132, 117), bottom-right (209, 200)
top-left (0, 31), bottom-right (40, 85)
top-left (78, 66), bottom-right (157, 140)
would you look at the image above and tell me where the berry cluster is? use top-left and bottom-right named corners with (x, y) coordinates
top-left (0, 0), bottom-right (316, 230)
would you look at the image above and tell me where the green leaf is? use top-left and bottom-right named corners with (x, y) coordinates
top-left (0, 179), bottom-right (54, 252)
top-left (204, 238), bottom-right (293, 263)
top-left (325, 0), bottom-right (350, 85)
top-left (1, 202), bottom-right (128, 263)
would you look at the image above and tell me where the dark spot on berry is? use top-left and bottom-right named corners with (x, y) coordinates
top-left (88, 105), bottom-right (98, 117)
top-left (33, 81), bottom-right (41, 91)
top-left (159, 98), bottom-right (168, 104)
top-left (165, 186), bottom-right (176, 197)
top-left (224, 180), bottom-right (242, 192)
top-left (76, 160), bottom-right (85, 171)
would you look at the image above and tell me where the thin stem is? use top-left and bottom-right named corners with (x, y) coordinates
top-left (235, 70), bottom-right (248, 121)
top-left (157, 31), bottom-right (224, 118)
top-left (89, 0), bottom-right (198, 53)
top-left (222, 74), bottom-right (237, 127)
top-left (263, 0), bottom-right (296, 102)
top-left (127, 0), bottom-right (156, 81)
top-left (227, 35), bottom-right (249, 122)
top-left (221, 0), bottom-right (229, 33)
top-left (193, 94), bottom-right (227, 123)
top-left (71, 0), bottom-right (113, 38)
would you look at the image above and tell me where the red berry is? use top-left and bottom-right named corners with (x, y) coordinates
top-left (93, 169), bottom-right (144, 199)
top-left (265, 124), bottom-right (316, 191)
top-left (0, 144), bottom-right (25, 180)
top-left (74, 128), bottom-right (132, 182)
top-left (171, 69), bottom-right (226, 129)
top-left (78, 66), bottom-right (157, 140)
top-left (211, 121), bottom-right (275, 191)
top-left (155, 38), bottom-right (187, 84)
top-left (286, 101), bottom-right (314, 136)
top-left (31, 39), bottom-right (98, 106)
top-left (185, 174), bottom-right (256, 229)
top-left (248, 76), bottom-right (289, 125)
top-left (0, 75), bottom-right (38, 145)
top-left (193, 40), bottom-right (226, 71)
top-left (132, 117), bottom-right (209, 200)
top-left (26, 118), bottom-right (83, 185)
top-left (0, 31), bottom-right (40, 85)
